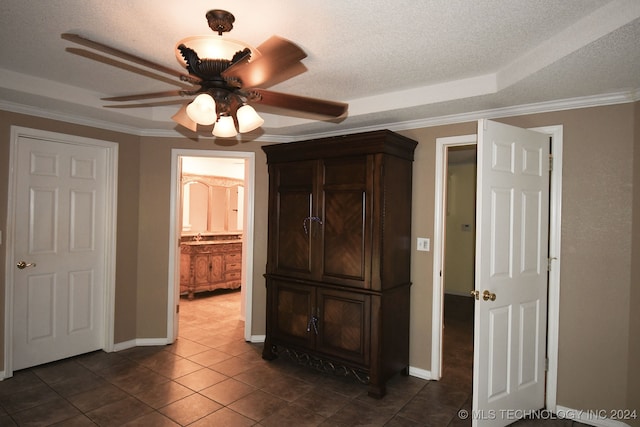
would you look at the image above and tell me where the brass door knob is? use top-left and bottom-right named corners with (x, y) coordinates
top-left (483, 290), bottom-right (496, 301)
top-left (470, 290), bottom-right (480, 300)
top-left (16, 261), bottom-right (36, 269)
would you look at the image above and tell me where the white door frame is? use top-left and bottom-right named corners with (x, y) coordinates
top-left (167, 149), bottom-right (256, 342)
top-left (3, 126), bottom-right (118, 378)
top-left (431, 125), bottom-right (562, 411)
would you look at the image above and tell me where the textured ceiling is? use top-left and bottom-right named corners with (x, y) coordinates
top-left (1, 0), bottom-right (639, 140)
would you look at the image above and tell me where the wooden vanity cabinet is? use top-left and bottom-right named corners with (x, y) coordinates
top-left (262, 130), bottom-right (417, 398)
top-left (180, 240), bottom-right (242, 299)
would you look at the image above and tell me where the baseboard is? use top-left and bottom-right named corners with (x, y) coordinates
top-left (112, 338), bottom-right (170, 352)
top-left (113, 335), bottom-right (265, 353)
top-left (554, 406), bottom-right (632, 427)
top-left (250, 334), bottom-right (265, 343)
top-left (409, 366), bottom-right (435, 380)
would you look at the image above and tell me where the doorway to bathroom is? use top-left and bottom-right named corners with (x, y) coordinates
top-left (167, 149), bottom-right (256, 345)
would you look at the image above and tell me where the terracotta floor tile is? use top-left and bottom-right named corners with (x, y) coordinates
top-left (227, 389), bottom-right (289, 422)
top-left (174, 367), bottom-right (228, 391)
top-left (85, 396), bottom-right (154, 427)
top-left (158, 393), bottom-right (222, 425)
top-left (200, 377), bottom-right (256, 406)
top-left (67, 383), bottom-right (130, 412)
top-left (189, 407), bottom-right (255, 427)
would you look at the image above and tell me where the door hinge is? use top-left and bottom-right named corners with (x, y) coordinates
top-left (545, 357), bottom-right (549, 371)
top-left (549, 154), bottom-right (553, 172)
top-left (176, 304), bottom-right (180, 314)
top-left (547, 257), bottom-right (557, 271)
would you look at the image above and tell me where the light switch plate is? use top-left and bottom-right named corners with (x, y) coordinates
top-left (417, 237), bottom-right (430, 252)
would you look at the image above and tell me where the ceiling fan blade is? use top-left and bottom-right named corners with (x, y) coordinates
top-left (222, 35), bottom-right (308, 88)
top-left (104, 99), bottom-right (187, 108)
top-left (251, 89), bottom-right (348, 118)
top-left (171, 104), bottom-right (198, 132)
top-left (102, 90), bottom-right (186, 102)
top-left (256, 35), bottom-right (307, 59)
top-left (62, 33), bottom-right (190, 81)
top-left (66, 48), bottom-right (196, 89)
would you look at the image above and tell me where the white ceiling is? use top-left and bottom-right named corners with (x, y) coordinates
top-left (1, 0), bottom-right (639, 141)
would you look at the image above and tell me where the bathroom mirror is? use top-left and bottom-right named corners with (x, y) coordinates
top-left (182, 174), bottom-right (244, 234)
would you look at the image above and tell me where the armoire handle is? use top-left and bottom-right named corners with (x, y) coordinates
top-left (303, 216), bottom-right (323, 235)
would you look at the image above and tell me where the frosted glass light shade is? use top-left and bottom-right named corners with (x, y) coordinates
top-left (186, 94), bottom-right (216, 125)
top-left (212, 116), bottom-right (237, 137)
top-left (175, 36), bottom-right (259, 66)
top-left (236, 104), bottom-right (264, 133)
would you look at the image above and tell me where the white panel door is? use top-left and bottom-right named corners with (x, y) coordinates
top-left (472, 119), bottom-right (549, 426)
top-left (12, 135), bottom-right (108, 370)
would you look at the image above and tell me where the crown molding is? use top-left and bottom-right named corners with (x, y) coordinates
top-left (284, 90), bottom-right (640, 141)
top-left (1, 89), bottom-right (638, 143)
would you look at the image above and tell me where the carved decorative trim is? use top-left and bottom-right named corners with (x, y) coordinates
top-left (275, 346), bottom-right (370, 384)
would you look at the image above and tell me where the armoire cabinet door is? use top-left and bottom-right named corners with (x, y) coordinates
top-left (268, 161), bottom-right (318, 279)
top-left (316, 288), bottom-right (370, 366)
top-left (321, 156), bottom-right (371, 288)
top-left (270, 280), bottom-right (315, 349)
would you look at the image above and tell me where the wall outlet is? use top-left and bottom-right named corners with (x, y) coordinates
top-left (417, 237), bottom-right (430, 252)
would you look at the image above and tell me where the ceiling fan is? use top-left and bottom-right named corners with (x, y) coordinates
top-left (61, 9), bottom-right (348, 137)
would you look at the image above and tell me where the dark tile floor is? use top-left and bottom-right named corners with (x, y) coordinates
top-left (0, 291), bottom-right (587, 426)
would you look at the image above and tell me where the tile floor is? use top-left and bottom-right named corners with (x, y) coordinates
top-left (0, 291), bottom-right (588, 426)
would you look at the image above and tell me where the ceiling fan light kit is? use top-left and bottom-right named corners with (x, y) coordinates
top-left (61, 9), bottom-right (348, 137)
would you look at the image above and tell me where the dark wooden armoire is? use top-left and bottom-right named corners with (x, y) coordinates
top-left (261, 130), bottom-right (417, 397)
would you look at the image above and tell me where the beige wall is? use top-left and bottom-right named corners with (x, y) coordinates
top-left (0, 103), bottom-right (638, 417)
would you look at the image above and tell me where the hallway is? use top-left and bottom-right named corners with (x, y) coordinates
top-left (0, 291), bottom-right (586, 426)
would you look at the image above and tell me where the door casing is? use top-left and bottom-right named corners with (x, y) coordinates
top-left (167, 149), bottom-right (256, 343)
top-left (431, 125), bottom-right (563, 411)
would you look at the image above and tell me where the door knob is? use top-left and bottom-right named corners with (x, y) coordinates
top-left (482, 290), bottom-right (496, 301)
top-left (470, 290), bottom-right (479, 300)
top-left (16, 261), bottom-right (37, 269)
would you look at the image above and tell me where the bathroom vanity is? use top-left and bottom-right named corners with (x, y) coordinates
top-left (180, 234), bottom-right (242, 299)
